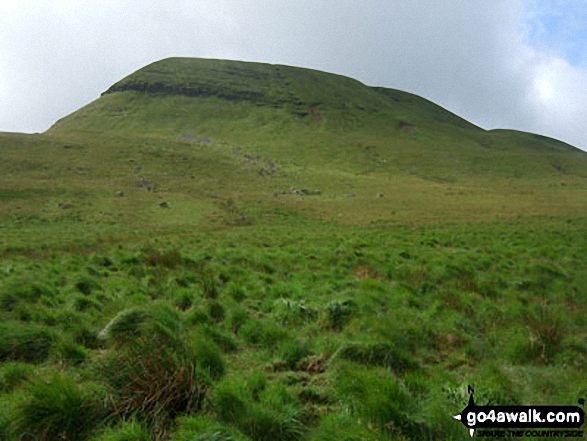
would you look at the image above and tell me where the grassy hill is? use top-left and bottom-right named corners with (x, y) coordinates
top-left (0, 57), bottom-right (582, 240)
top-left (0, 58), bottom-right (586, 440)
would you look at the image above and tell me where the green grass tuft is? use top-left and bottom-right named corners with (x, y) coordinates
top-left (95, 332), bottom-right (208, 436)
top-left (0, 321), bottom-right (56, 363)
top-left (10, 374), bottom-right (106, 441)
top-left (334, 341), bottom-right (419, 374)
top-left (171, 415), bottom-right (250, 441)
top-left (0, 362), bottom-right (34, 393)
top-left (214, 380), bottom-right (305, 441)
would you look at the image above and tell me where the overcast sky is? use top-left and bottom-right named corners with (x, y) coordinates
top-left (1, 0), bottom-right (586, 150)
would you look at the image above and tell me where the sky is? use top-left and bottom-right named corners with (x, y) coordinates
top-left (1, 0), bottom-right (586, 150)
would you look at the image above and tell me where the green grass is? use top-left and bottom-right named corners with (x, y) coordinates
top-left (90, 420), bottom-right (152, 441)
top-left (0, 57), bottom-right (586, 439)
top-left (9, 373), bottom-right (106, 440)
top-left (0, 220), bottom-right (585, 439)
top-left (0, 321), bottom-right (56, 363)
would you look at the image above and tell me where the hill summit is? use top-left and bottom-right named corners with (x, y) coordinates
top-left (100, 57), bottom-right (478, 128)
top-left (51, 57), bottom-right (486, 136)
top-left (50, 57), bottom-right (579, 154)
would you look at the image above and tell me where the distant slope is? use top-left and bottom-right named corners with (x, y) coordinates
top-left (0, 56), bottom-right (582, 231)
top-left (489, 129), bottom-right (579, 152)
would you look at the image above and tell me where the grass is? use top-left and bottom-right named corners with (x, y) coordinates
top-left (0, 321), bottom-right (56, 363)
top-left (90, 420), bottom-right (152, 441)
top-left (95, 305), bottom-right (211, 437)
top-left (171, 415), bottom-right (250, 441)
top-left (9, 373), bottom-right (106, 440)
top-left (0, 220), bottom-right (584, 439)
top-left (214, 379), bottom-right (306, 441)
top-left (0, 57), bottom-right (586, 439)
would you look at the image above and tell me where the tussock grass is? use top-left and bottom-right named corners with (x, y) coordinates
top-left (0, 321), bottom-right (56, 363)
top-left (214, 380), bottom-right (306, 441)
top-left (53, 338), bottom-right (89, 366)
top-left (0, 223), bottom-right (585, 439)
top-left (277, 339), bottom-right (312, 370)
top-left (0, 362), bottom-right (34, 393)
top-left (171, 415), bottom-right (250, 441)
top-left (95, 333), bottom-right (207, 437)
top-left (10, 374), bottom-right (106, 441)
top-left (240, 318), bottom-right (289, 350)
top-left (334, 341), bottom-right (419, 374)
top-left (98, 304), bottom-right (182, 346)
top-left (95, 305), bottom-right (215, 436)
top-left (192, 338), bottom-right (226, 380)
top-left (335, 363), bottom-right (431, 439)
top-left (198, 325), bottom-right (238, 353)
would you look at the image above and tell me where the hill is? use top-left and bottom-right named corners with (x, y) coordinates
top-left (0, 56), bottom-right (579, 237)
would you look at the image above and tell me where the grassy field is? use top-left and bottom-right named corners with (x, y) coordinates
top-left (0, 58), bottom-right (586, 440)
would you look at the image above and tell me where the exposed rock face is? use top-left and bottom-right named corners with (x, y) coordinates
top-left (104, 81), bottom-right (265, 103)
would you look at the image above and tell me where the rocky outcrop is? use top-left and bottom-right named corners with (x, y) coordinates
top-left (102, 72), bottom-right (311, 117)
top-left (103, 81), bottom-right (265, 103)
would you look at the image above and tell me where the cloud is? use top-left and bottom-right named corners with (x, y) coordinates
top-left (0, 0), bottom-right (238, 132)
top-left (525, 53), bottom-right (587, 147)
top-left (0, 0), bottom-right (585, 150)
top-left (522, 0), bottom-right (587, 67)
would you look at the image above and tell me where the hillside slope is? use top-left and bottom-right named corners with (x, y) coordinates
top-left (0, 57), bottom-right (585, 245)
